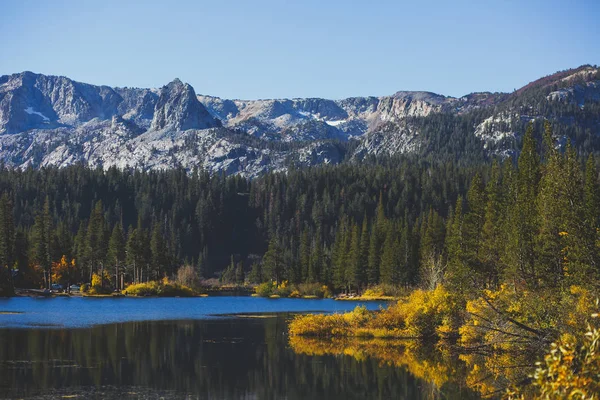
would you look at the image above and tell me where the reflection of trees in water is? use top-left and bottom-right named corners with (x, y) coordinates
top-left (0, 317), bottom-right (480, 399)
top-left (289, 335), bottom-right (535, 399)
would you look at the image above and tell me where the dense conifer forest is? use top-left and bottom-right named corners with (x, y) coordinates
top-left (0, 121), bottom-right (599, 300)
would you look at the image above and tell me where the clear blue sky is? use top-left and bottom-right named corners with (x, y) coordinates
top-left (1, 0), bottom-right (598, 99)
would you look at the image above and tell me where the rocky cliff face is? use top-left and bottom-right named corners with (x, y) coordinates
top-left (0, 65), bottom-right (598, 176)
top-left (151, 79), bottom-right (219, 131)
top-left (197, 90), bottom-right (453, 141)
top-left (0, 71), bottom-right (159, 134)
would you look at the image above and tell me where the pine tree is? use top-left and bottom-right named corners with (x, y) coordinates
top-left (263, 236), bottom-right (284, 284)
top-left (505, 123), bottom-right (540, 288)
top-left (31, 199), bottom-right (52, 288)
top-left (419, 209), bottom-right (446, 289)
top-left (560, 141), bottom-right (587, 284)
top-left (220, 255), bottom-right (236, 284)
top-left (299, 227), bottom-right (310, 282)
top-left (309, 231), bottom-right (324, 284)
top-left (398, 220), bottom-right (412, 284)
top-left (479, 160), bottom-right (503, 285)
top-left (535, 123), bottom-right (564, 286)
top-left (248, 261), bottom-right (262, 283)
top-left (126, 228), bottom-right (142, 283)
top-left (85, 201), bottom-right (107, 282)
top-left (150, 222), bottom-right (168, 279)
top-left (235, 261), bottom-right (244, 284)
top-left (366, 195), bottom-right (387, 285)
top-left (107, 223), bottom-right (126, 289)
top-left (445, 196), bottom-right (469, 291)
top-left (584, 154), bottom-right (600, 271)
top-left (0, 194), bottom-right (14, 269)
top-left (13, 230), bottom-right (28, 276)
top-left (332, 217), bottom-right (349, 290)
top-left (380, 222), bottom-right (399, 285)
top-left (346, 223), bottom-right (361, 291)
top-left (357, 217), bottom-right (370, 288)
top-left (367, 225), bottom-right (380, 285)
top-left (463, 173), bottom-right (485, 287)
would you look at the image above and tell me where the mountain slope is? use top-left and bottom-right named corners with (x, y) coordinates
top-left (0, 65), bottom-right (598, 176)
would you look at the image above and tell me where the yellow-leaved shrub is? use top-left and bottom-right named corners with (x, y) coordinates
top-left (289, 285), bottom-right (464, 339)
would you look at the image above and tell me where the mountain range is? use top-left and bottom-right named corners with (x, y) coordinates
top-left (0, 65), bottom-right (598, 176)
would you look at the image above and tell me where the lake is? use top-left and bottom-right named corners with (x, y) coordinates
top-left (0, 297), bottom-right (482, 399)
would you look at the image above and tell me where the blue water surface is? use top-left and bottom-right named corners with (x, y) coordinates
top-left (0, 296), bottom-right (387, 329)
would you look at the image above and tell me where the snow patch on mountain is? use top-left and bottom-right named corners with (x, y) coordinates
top-left (24, 107), bottom-right (50, 121)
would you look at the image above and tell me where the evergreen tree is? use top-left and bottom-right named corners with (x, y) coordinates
top-left (583, 154), bottom-right (600, 271)
top-left (505, 123), bottom-right (540, 288)
top-left (346, 223), bottom-right (361, 291)
top-left (535, 124), bottom-right (564, 286)
top-left (107, 223), bottom-right (126, 289)
top-left (0, 194), bottom-right (14, 269)
top-left (560, 141), bottom-right (587, 284)
top-left (419, 209), bottom-right (446, 289)
top-left (235, 261), bottom-right (244, 284)
top-left (357, 217), bottom-right (370, 288)
top-left (445, 196), bottom-right (469, 291)
top-left (299, 227), bottom-right (310, 282)
top-left (380, 222), bottom-right (400, 285)
top-left (309, 231), bottom-right (324, 284)
top-left (263, 236), bottom-right (284, 284)
top-left (332, 217), bottom-right (350, 290)
top-left (479, 161), bottom-right (503, 285)
top-left (248, 261), bottom-right (262, 283)
top-left (126, 228), bottom-right (144, 283)
top-left (85, 201), bottom-right (107, 282)
top-left (463, 173), bottom-right (485, 287)
top-left (367, 197), bottom-right (386, 285)
top-left (150, 222), bottom-right (169, 279)
top-left (31, 199), bottom-right (52, 288)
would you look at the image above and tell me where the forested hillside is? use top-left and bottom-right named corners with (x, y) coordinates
top-left (0, 121), bottom-right (599, 296)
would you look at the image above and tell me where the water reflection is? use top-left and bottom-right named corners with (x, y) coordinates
top-left (289, 335), bottom-right (537, 399)
top-left (1, 316), bottom-right (482, 399)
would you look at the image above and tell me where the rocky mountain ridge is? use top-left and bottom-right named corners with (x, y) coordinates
top-left (0, 65), bottom-right (598, 176)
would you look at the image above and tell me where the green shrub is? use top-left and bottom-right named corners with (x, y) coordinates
top-left (87, 285), bottom-right (112, 295)
top-left (255, 281), bottom-right (276, 297)
top-left (297, 283), bottom-right (328, 298)
top-left (362, 284), bottom-right (405, 298)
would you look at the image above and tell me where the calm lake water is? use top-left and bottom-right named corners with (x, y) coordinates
top-left (0, 297), bottom-right (481, 399)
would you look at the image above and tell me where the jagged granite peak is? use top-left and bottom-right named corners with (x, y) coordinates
top-left (151, 79), bottom-right (220, 131)
top-left (0, 65), bottom-right (598, 177)
top-left (197, 90), bottom-right (453, 141)
top-left (0, 71), bottom-right (158, 134)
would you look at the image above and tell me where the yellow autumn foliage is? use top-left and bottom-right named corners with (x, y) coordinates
top-left (460, 285), bottom-right (597, 352)
top-left (124, 280), bottom-right (195, 297)
top-left (289, 285), bottom-right (464, 339)
top-left (506, 307), bottom-right (600, 399)
top-left (289, 335), bottom-right (460, 391)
